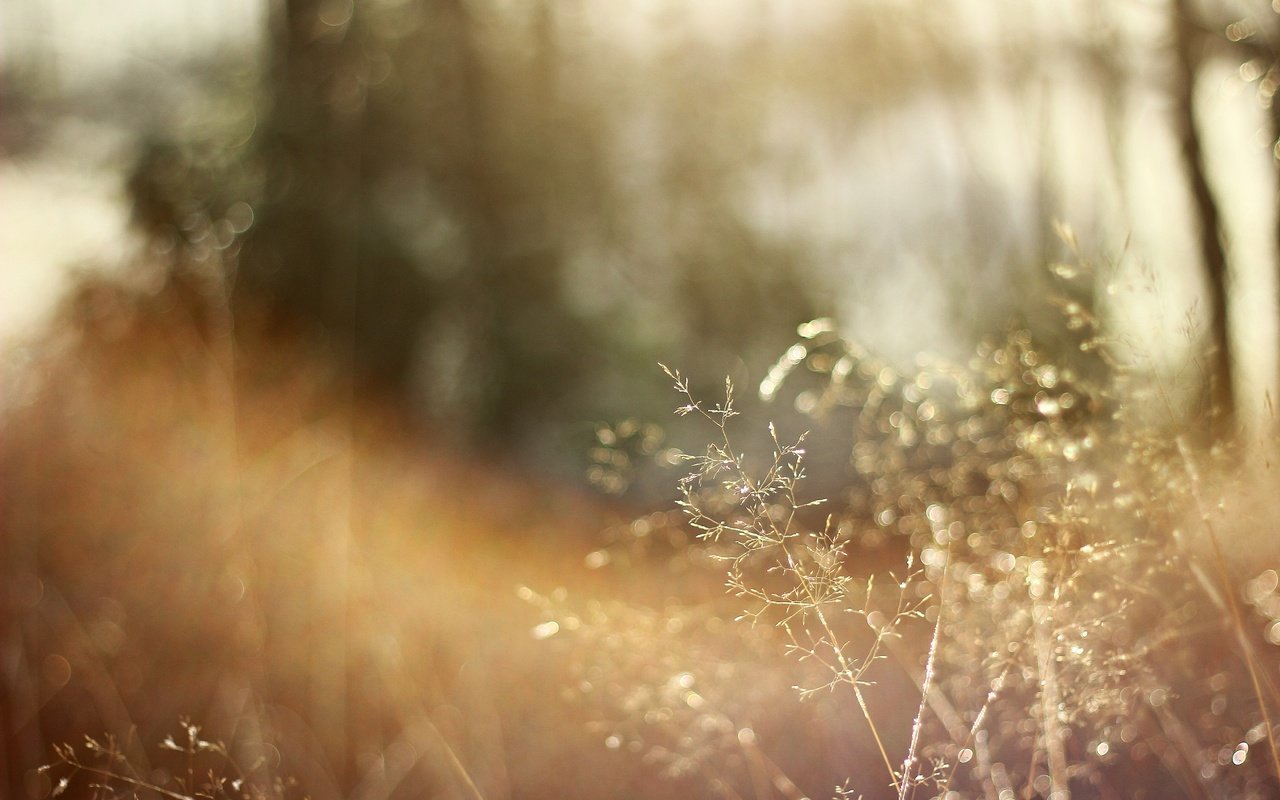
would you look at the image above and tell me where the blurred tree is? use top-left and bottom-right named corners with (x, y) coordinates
top-left (124, 0), bottom-right (829, 473)
top-left (241, 0), bottom-right (431, 396)
top-left (1172, 0), bottom-right (1235, 438)
top-left (1197, 2), bottom-right (1280, 433)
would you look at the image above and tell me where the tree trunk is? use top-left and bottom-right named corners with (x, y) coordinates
top-left (1172, 0), bottom-right (1235, 438)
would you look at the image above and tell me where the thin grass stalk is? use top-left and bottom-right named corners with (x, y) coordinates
top-left (1175, 437), bottom-right (1280, 784)
top-left (1034, 600), bottom-right (1069, 799)
top-left (939, 667), bottom-right (1007, 800)
top-left (899, 546), bottom-right (949, 800)
top-left (53, 764), bottom-right (195, 800)
top-left (739, 738), bottom-right (807, 800)
top-left (673, 365), bottom-right (905, 795)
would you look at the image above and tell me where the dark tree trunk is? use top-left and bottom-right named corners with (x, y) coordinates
top-left (1271, 41), bottom-right (1280, 414)
top-left (1172, 0), bottom-right (1235, 438)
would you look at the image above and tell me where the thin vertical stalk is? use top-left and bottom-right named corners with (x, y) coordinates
top-left (1034, 600), bottom-right (1069, 799)
top-left (899, 547), bottom-right (949, 800)
top-left (1175, 438), bottom-right (1280, 784)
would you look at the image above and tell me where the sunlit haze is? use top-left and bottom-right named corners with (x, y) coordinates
top-left (5, 2), bottom-right (1280, 799)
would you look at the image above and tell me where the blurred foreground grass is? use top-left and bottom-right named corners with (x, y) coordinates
top-left (1, 272), bottom-right (709, 799)
top-left (7, 260), bottom-right (1280, 800)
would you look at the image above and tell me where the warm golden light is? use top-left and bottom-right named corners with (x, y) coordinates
top-left (6, 1), bottom-right (1280, 798)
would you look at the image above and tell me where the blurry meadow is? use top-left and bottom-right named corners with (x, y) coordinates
top-left (6, 1), bottom-right (1280, 798)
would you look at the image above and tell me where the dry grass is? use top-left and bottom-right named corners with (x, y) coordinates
top-left (0, 270), bottom-right (675, 800)
top-left (533, 261), bottom-right (1280, 799)
top-left (7, 251), bottom-right (1280, 800)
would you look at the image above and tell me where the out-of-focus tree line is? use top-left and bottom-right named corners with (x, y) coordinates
top-left (8, 0), bottom-right (1280, 473)
top-left (9, 3), bottom-right (1280, 798)
top-left (123, 0), bottom-right (834, 475)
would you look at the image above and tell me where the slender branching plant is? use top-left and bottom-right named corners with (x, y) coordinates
top-left (536, 256), bottom-right (1280, 799)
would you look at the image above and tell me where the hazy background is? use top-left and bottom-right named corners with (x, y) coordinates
top-left (5, 0), bottom-right (1278, 467)
top-left (5, 2), bottom-right (1280, 798)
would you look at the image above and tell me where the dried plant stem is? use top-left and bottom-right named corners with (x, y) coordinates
top-left (52, 762), bottom-right (194, 800)
top-left (790, 551), bottom-right (901, 793)
top-left (688, 378), bottom-right (903, 794)
top-left (1021, 744), bottom-right (1041, 800)
top-left (791, 556), bottom-right (901, 792)
top-left (939, 667), bottom-right (1008, 799)
top-left (424, 718), bottom-right (487, 800)
top-left (741, 738), bottom-right (774, 800)
top-left (739, 736), bottom-right (807, 800)
top-left (1146, 699), bottom-right (1215, 800)
top-left (1175, 438), bottom-right (1280, 784)
top-left (975, 722), bottom-right (1006, 800)
top-left (884, 636), bottom-right (967, 743)
top-left (898, 547), bottom-right (949, 800)
top-left (852, 685), bottom-right (900, 793)
top-left (1034, 601), bottom-right (1069, 799)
